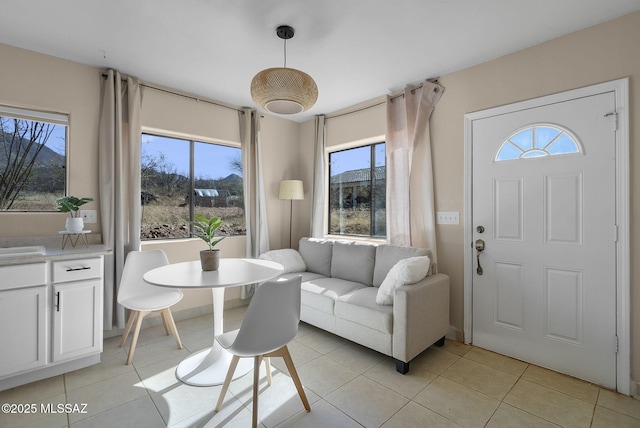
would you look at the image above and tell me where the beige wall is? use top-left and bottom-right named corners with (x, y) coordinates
top-left (1, 10), bottom-right (638, 385)
top-left (0, 43), bottom-right (101, 237)
top-left (435, 11), bottom-right (640, 382)
top-left (298, 11), bottom-right (640, 383)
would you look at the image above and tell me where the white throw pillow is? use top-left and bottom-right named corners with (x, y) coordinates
top-left (259, 249), bottom-right (307, 274)
top-left (376, 256), bottom-right (431, 305)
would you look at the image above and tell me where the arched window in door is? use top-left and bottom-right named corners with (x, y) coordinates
top-left (496, 124), bottom-right (581, 161)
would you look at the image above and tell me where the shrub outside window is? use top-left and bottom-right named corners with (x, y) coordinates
top-left (141, 133), bottom-right (245, 240)
top-left (328, 143), bottom-right (386, 238)
top-left (0, 105), bottom-right (67, 211)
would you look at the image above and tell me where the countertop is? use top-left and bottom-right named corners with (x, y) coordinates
top-left (0, 235), bottom-right (112, 266)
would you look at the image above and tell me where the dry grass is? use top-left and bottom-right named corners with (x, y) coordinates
top-left (141, 196), bottom-right (245, 239)
top-left (329, 207), bottom-right (386, 236)
top-left (2, 192), bottom-right (59, 211)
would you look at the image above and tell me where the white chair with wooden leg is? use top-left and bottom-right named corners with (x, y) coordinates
top-left (214, 275), bottom-right (310, 427)
top-left (117, 250), bottom-right (184, 365)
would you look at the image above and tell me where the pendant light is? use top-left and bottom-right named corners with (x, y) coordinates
top-left (250, 25), bottom-right (318, 114)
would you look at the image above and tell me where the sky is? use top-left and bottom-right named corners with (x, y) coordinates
top-left (329, 143), bottom-right (385, 175)
top-left (0, 117), bottom-right (67, 155)
top-left (141, 134), bottom-right (241, 179)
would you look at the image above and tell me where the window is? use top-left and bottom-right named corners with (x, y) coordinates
top-left (0, 105), bottom-right (67, 211)
top-left (141, 133), bottom-right (244, 240)
top-left (496, 124), bottom-right (580, 161)
top-left (328, 142), bottom-right (386, 238)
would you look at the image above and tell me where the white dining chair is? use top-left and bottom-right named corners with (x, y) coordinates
top-left (118, 250), bottom-right (183, 365)
top-left (214, 275), bottom-right (310, 427)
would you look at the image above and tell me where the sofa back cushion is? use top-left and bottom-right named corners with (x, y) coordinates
top-left (331, 241), bottom-right (376, 286)
top-left (372, 245), bottom-right (430, 287)
top-left (298, 238), bottom-right (333, 276)
top-left (259, 249), bottom-right (307, 273)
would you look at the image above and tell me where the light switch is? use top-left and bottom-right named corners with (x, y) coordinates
top-left (437, 211), bottom-right (459, 225)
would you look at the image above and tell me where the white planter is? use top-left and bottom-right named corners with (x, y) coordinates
top-left (65, 217), bottom-right (84, 233)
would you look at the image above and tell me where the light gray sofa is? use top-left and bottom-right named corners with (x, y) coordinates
top-left (261, 237), bottom-right (450, 374)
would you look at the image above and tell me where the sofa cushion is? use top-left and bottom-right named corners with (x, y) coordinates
top-left (299, 238), bottom-right (333, 276)
top-left (372, 245), bottom-right (430, 287)
top-left (259, 249), bottom-right (306, 273)
top-left (330, 241), bottom-right (376, 286)
top-left (301, 277), bottom-right (365, 315)
top-left (336, 287), bottom-right (393, 333)
top-left (376, 256), bottom-right (431, 305)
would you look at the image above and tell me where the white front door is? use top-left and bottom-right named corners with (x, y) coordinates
top-left (470, 89), bottom-right (618, 388)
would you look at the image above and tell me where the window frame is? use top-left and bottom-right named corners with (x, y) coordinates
top-left (327, 141), bottom-right (386, 239)
top-left (0, 104), bottom-right (69, 212)
top-left (140, 131), bottom-right (244, 241)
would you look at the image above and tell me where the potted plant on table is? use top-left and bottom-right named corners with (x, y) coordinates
top-left (55, 196), bottom-right (93, 232)
top-left (191, 214), bottom-right (225, 271)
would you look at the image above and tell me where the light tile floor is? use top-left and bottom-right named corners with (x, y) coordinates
top-left (1, 306), bottom-right (639, 428)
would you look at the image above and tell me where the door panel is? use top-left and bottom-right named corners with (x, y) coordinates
top-left (472, 91), bottom-right (617, 388)
top-left (545, 174), bottom-right (582, 244)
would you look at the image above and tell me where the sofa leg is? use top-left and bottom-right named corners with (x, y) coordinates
top-left (395, 359), bottom-right (410, 374)
top-left (435, 336), bottom-right (446, 347)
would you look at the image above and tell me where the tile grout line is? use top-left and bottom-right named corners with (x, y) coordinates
top-left (590, 388), bottom-right (601, 427)
top-left (132, 363), bottom-right (167, 426)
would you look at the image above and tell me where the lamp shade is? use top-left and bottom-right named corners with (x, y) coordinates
top-left (279, 180), bottom-right (304, 200)
top-left (251, 68), bottom-right (318, 114)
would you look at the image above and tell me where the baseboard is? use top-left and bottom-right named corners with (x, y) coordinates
top-left (631, 379), bottom-right (639, 399)
top-left (446, 325), bottom-right (464, 343)
top-left (103, 298), bottom-right (248, 339)
top-left (0, 354), bottom-right (100, 392)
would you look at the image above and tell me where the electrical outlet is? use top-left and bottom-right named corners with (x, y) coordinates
top-left (80, 209), bottom-right (97, 224)
top-left (437, 211), bottom-right (459, 225)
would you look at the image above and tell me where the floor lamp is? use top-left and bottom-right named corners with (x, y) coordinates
top-left (279, 180), bottom-right (304, 248)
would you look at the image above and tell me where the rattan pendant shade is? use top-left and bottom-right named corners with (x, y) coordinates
top-left (251, 67), bottom-right (318, 114)
top-left (250, 26), bottom-right (318, 114)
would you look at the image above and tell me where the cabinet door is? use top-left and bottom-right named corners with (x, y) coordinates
top-left (0, 286), bottom-right (47, 377)
top-left (52, 279), bottom-right (103, 361)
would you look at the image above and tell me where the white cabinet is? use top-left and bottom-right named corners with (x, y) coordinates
top-left (52, 258), bottom-right (103, 362)
top-left (0, 255), bottom-right (104, 390)
top-left (0, 262), bottom-right (48, 377)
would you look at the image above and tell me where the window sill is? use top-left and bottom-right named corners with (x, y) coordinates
top-left (323, 234), bottom-right (386, 245)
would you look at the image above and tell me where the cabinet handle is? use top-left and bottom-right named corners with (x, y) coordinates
top-left (66, 266), bottom-right (91, 272)
top-left (56, 291), bottom-right (61, 312)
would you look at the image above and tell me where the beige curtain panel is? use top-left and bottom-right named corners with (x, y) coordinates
top-left (241, 108), bottom-right (270, 299)
top-left (386, 80), bottom-right (444, 263)
top-left (98, 70), bottom-right (143, 330)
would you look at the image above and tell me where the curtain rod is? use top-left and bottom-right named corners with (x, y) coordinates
top-left (389, 78), bottom-right (440, 102)
top-left (101, 72), bottom-right (241, 113)
top-left (326, 78), bottom-right (440, 120)
top-left (101, 72), bottom-right (438, 119)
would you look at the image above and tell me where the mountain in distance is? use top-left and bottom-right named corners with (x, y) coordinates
top-left (0, 131), bottom-right (65, 167)
top-left (220, 173), bottom-right (242, 184)
top-left (0, 131), bottom-right (65, 193)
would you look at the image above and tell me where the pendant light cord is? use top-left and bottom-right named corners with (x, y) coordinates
top-left (283, 38), bottom-right (287, 68)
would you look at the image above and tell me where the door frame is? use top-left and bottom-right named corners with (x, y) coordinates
top-left (463, 78), bottom-right (630, 394)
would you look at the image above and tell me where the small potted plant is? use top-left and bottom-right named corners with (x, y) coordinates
top-left (191, 213), bottom-right (225, 271)
top-left (56, 196), bottom-right (93, 232)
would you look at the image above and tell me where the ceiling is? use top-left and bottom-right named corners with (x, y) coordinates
top-left (1, 0), bottom-right (639, 122)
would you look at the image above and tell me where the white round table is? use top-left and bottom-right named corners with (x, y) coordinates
top-left (143, 258), bottom-right (283, 386)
